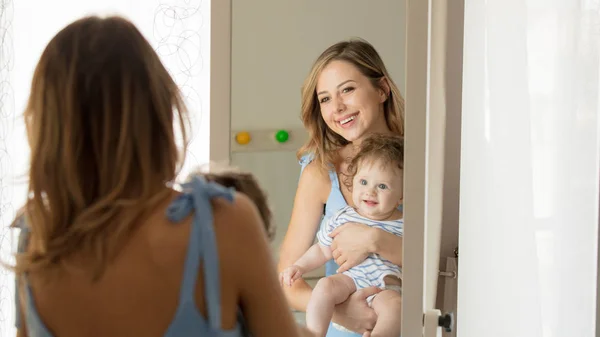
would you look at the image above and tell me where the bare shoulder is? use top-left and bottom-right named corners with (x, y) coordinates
top-left (212, 192), bottom-right (259, 228)
top-left (145, 191), bottom-right (262, 255)
top-left (301, 157), bottom-right (330, 180)
top-left (210, 193), bottom-right (270, 284)
top-left (211, 192), bottom-right (267, 246)
top-left (298, 158), bottom-right (332, 201)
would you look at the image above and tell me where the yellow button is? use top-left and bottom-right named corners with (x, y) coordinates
top-left (235, 131), bottom-right (251, 145)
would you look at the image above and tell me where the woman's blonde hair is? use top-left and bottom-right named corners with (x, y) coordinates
top-left (13, 15), bottom-right (189, 280)
top-left (297, 38), bottom-right (405, 169)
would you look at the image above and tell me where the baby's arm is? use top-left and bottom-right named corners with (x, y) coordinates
top-left (295, 242), bottom-right (332, 270)
top-left (280, 213), bottom-right (343, 287)
top-left (280, 243), bottom-right (331, 287)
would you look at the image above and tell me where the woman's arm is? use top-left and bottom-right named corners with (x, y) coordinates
top-left (371, 229), bottom-right (403, 266)
top-left (277, 161), bottom-right (330, 311)
top-left (278, 161), bottom-right (381, 333)
top-left (228, 193), bottom-right (309, 337)
top-left (329, 224), bottom-right (403, 272)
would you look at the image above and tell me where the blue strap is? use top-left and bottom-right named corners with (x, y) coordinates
top-left (166, 193), bottom-right (200, 299)
top-left (328, 170), bottom-right (340, 188)
top-left (300, 153), bottom-right (340, 187)
top-left (166, 176), bottom-right (234, 330)
top-left (299, 153), bottom-right (314, 175)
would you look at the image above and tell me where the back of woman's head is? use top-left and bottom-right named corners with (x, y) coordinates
top-left (18, 15), bottom-right (189, 278)
top-left (298, 38), bottom-right (405, 168)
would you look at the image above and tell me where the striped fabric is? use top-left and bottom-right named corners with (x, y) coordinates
top-left (317, 206), bottom-right (403, 290)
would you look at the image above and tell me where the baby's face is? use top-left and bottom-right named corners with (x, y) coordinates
top-left (351, 160), bottom-right (403, 220)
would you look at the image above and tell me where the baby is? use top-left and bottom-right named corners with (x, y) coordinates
top-left (186, 164), bottom-right (275, 241)
top-left (280, 134), bottom-right (404, 337)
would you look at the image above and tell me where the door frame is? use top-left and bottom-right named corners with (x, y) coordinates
top-left (402, 0), bottom-right (432, 335)
top-left (209, 0), bottom-right (232, 164)
top-left (403, 0), bottom-right (465, 335)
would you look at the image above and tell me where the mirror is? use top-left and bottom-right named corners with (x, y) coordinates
top-left (228, 1), bottom-right (463, 335)
top-left (228, 0), bottom-right (412, 333)
top-left (230, 0), bottom-right (406, 266)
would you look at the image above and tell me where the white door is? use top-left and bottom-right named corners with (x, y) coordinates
top-left (457, 1), bottom-right (600, 337)
top-left (404, 0), bottom-right (600, 336)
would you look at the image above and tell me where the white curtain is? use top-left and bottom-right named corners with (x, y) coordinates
top-left (0, 1), bottom-right (211, 335)
top-left (459, 1), bottom-right (600, 337)
top-left (0, 0), bottom-right (19, 335)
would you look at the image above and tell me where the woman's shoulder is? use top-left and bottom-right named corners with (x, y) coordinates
top-left (298, 152), bottom-right (315, 168)
top-left (298, 151), bottom-right (338, 181)
top-left (178, 174), bottom-right (252, 221)
top-left (212, 192), bottom-right (260, 230)
top-left (144, 182), bottom-right (253, 249)
top-left (297, 158), bottom-right (332, 197)
top-left (211, 191), bottom-right (277, 257)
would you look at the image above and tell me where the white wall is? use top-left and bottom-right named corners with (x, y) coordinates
top-left (231, 0), bottom-right (406, 131)
top-left (458, 1), bottom-right (600, 336)
top-left (0, 1), bottom-right (19, 336)
top-left (11, 0), bottom-right (212, 182)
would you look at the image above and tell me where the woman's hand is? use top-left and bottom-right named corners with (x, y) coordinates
top-left (329, 222), bottom-right (377, 272)
top-left (331, 286), bottom-right (381, 333)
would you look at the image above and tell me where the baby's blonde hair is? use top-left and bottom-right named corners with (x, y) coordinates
top-left (342, 134), bottom-right (404, 190)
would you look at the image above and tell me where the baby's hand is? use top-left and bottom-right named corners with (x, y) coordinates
top-left (279, 265), bottom-right (304, 287)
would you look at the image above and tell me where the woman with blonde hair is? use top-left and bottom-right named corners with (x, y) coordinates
top-left (12, 15), bottom-right (309, 337)
top-left (278, 38), bottom-right (405, 337)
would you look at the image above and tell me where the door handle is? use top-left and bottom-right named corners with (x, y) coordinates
top-left (438, 312), bottom-right (454, 332)
top-left (424, 310), bottom-right (454, 337)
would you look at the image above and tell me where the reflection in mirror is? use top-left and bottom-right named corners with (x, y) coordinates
top-left (225, 2), bottom-right (451, 336)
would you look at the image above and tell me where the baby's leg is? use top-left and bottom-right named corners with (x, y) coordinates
top-left (368, 289), bottom-right (402, 337)
top-left (306, 273), bottom-right (357, 337)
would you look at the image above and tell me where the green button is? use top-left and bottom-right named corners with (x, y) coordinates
top-left (275, 130), bottom-right (289, 143)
